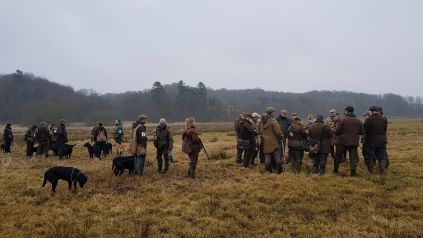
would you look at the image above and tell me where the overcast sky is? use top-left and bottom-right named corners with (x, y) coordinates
top-left (0, 0), bottom-right (422, 96)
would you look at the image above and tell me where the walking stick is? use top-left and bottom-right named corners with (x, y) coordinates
top-left (199, 139), bottom-right (210, 160)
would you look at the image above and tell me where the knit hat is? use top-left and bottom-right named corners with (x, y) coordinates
top-left (159, 118), bottom-right (167, 125)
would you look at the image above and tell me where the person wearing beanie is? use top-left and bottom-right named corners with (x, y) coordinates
top-left (24, 124), bottom-right (38, 157)
top-left (334, 106), bottom-right (364, 176)
top-left (130, 115), bottom-right (148, 175)
top-left (154, 118), bottom-right (174, 174)
top-left (308, 115), bottom-right (333, 175)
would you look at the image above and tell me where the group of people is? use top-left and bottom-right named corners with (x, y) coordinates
top-left (2, 105), bottom-right (388, 178)
top-left (234, 105), bottom-right (389, 176)
top-left (126, 115), bottom-right (201, 178)
top-left (3, 120), bottom-right (68, 159)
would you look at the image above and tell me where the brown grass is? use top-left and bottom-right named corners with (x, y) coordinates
top-left (1, 120), bottom-right (423, 237)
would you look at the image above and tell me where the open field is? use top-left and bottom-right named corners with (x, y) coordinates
top-left (1, 119), bottom-right (423, 237)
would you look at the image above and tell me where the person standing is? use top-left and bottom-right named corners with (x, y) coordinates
top-left (262, 107), bottom-right (284, 174)
top-left (326, 111), bottom-right (340, 159)
top-left (238, 114), bottom-right (258, 168)
top-left (154, 118), bottom-right (174, 174)
top-left (276, 109), bottom-right (290, 161)
top-left (24, 125), bottom-right (37, 157)
top-left (93, 122), bottom-right (108, 159)
top-left (287, 116), bottom-right (308, 173)
top-left (251, 112), bottom-right (262, 166)
top-left (130, 115), bottom-right (148, 176)
top-left (113, 119), bottom-right (124, 155)
top-left (56, 120), bottom-right (68, 160)
top-left (234, 113), bottom-right (245, 164)
top-left (363, 106), bottom-right (388, 174)
top-left (3, 123), bottom-right (13, 153)
top-left (182, 117), bottom-right (202, 179)
top-left (36, 122), bottom-right (52, 159)
top-left (308, 115), bottom-right (332, 175)
top-left (334, 106), bottom-right (364, 176)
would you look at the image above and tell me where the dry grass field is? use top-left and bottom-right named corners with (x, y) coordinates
top-left (1, 120), bottom-right (423, 238)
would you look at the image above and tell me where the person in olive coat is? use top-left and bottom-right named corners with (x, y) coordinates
top-left (308, 115), bottom-right (333, 175)
top-left (287, 116), bottom-right (308, 173)
top-left (262, 107), bottom-right (284, 173)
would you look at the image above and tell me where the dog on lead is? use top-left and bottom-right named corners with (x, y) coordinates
top-left (42, 166), bottom-right (87, 193)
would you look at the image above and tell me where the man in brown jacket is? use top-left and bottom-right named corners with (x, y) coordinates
top-left (308, 115), bottom-right (333, 175)
top-left (130, 115), bottom-right (148, 176)
top-left (334, 106), bottom-right (364, 176)
top-left (262, 107), bottom-right (284, 173)
top-left (363, 106), bottom-right (388, 174)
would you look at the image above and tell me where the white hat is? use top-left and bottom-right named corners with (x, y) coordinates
top-left (159, 118), bottom-right (167, 125)
top-left (252, 112), bottom-right (261, 119)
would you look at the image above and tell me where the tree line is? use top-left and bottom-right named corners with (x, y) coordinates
top-left (1, 71), bottom-right (422, 125)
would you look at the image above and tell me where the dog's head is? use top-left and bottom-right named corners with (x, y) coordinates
top-left (77, 173), bottom-right (88, 188)
top-left (83, 143), bottom-right (91, 147)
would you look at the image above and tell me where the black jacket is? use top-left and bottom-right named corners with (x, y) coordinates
top-left (56, 123), bottom-right (68, 143)
top-left (36, 126), bottom-right (52, 144)
top-left (3, 126), bottom-right (13, 142)
top-left (276, 115), bottom-right (290, 136)
top-left (363, 113), bottom-right (387, 148)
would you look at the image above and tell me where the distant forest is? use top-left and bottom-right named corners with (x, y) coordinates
top-left (1, 71), bottom-right (422, 125)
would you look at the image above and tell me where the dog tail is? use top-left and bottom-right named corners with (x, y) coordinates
top-left (42, 177), bottom-right (47, 187)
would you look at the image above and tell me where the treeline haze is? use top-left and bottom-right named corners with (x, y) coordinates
top-left (1, 71), bottom-right (422, 125)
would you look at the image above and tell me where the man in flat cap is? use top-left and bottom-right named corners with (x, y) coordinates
top-left (334, 106), bottom-right (364, 176)
top-left (362, 106), bottom-right (388, 174)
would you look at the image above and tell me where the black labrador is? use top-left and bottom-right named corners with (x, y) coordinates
top-left (0, 143), bottom-right (5, 152)
top-left (83, 143), bottom-right (95, 158)
top-left (42, 166), bottom-right (87, 193)
top-left (112, 156), bottom-right (134, 176)
top-left (50, 144), bottom-right (75, 159)
top-left (103, 143), bottom-right (113, 156)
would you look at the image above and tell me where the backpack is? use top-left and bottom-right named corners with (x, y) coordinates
top-left (98, 129), bottom-right (107, 142)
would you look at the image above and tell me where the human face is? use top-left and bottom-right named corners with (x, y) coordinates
top-left (281, 111), bottom-right (288, 117)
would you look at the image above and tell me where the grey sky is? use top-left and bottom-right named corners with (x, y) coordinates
top-left (0, 0), bottom-right (422, 96)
